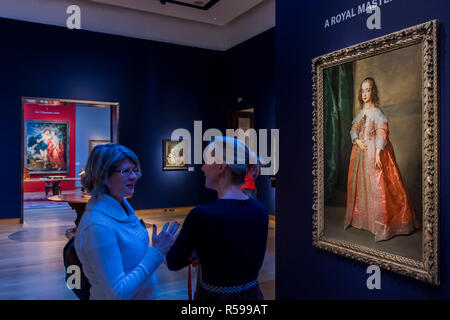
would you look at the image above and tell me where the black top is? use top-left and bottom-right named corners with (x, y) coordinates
top-left (166, 198), bottom-right (269, 286)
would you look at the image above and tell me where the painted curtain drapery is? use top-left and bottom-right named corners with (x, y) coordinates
top-left (344, 108), bottom-right (420, 241)
top-left (323, 64), bottom-right (353, 203)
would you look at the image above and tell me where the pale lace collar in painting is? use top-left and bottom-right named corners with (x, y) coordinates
top-left (352, 107), bottom-right (388, 125)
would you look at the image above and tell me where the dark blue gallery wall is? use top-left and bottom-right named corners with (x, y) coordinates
top-left (224, 28), bottom-right (276, 214)
top-left (276, 1), bottom-right (449, 299)
top-left (0, 17), bottom-right (226, 218)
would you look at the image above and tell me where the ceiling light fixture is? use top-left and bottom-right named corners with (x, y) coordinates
top-left (158, 0), bottom-right (220, 10)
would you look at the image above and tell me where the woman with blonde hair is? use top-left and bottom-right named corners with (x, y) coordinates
top-left (75, 143), bottom-right (179, 299)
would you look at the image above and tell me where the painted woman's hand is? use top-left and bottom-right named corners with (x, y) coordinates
top-left (152, 222), bottom-right (180, 255)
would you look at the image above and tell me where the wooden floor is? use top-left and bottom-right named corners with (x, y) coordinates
top-left (0, 205), bottom-right (275, 300)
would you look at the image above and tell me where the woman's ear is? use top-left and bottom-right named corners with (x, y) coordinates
top-left (217, 164), bottom-right (227, 175)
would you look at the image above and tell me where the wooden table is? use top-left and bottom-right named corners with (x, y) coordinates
top-left (47, 193), bottom-right (91, 238)
top-left (24, 177), bottom-right (81, 196)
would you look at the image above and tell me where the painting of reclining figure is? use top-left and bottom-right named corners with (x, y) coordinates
top-left (162, 139), bottom-right (187, 170)
top-left (312, 21), bottom-right (439, 284)
top-left (344, 75), bottom-right (421, 242)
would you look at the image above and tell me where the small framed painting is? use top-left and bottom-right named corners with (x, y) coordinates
top-left (89, 140), bottom-right (110, 153)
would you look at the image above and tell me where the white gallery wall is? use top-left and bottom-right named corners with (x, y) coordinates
top-left (75, 104), bottom-right (110, 187)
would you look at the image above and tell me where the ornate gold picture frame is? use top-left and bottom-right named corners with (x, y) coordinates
top-left (312, 20), bottom-right (439, 284)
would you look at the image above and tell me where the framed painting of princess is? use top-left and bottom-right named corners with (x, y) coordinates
top-left (312, 21), bottom-right (439, 284)
top-left (24, 120), bottom-right (69, 174)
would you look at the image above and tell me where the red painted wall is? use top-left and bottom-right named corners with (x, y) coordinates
top-left (24, 103), bottom-right (76, 192)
